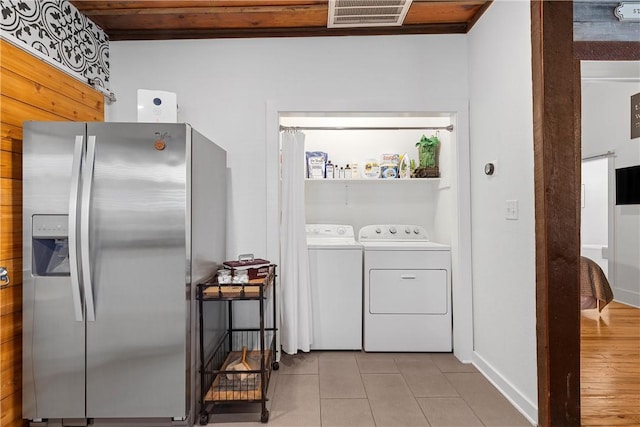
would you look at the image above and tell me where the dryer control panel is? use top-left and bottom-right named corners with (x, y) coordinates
top-left (359, 224), bottom-right (428, 241)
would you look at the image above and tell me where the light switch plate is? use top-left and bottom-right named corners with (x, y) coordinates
top-left (505, 200), bottom-right (519, 220)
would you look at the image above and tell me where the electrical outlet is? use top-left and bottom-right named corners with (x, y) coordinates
top-left (505, 200), bottom-right (519, 220)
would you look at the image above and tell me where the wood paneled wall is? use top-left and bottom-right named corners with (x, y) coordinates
top-left (0, 39), bottom-right (104, 427)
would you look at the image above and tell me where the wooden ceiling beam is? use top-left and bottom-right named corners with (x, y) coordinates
top-left (78, 5), bottom-right (327, 17)
top-left (405, 1), bottom-right (485, 24)
top-left (574, 41), bottom-right (640, 61)
top-left (72, 0), bottom-right (325, 9)
top-left (106, 22), bottom-right (468, 41)
top-left (86, 8), bottom-right (329, 30)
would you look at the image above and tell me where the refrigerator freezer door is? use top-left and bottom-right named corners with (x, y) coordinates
top-left (22, 122), bottom-right (86, 419)
top-left (84, 123), bottom-right (188, 418)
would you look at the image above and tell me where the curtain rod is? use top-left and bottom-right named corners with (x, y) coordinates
top-left (279, 124), bottom-right (454, 132)
top-left (582, 150), bottom-right (615, 161)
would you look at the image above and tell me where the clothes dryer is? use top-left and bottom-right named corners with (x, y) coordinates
top-left (359, 224), bottom-right (452, 352)
top-left (306, 224), bottom-right (362, 350)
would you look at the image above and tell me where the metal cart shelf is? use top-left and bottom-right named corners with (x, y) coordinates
top-left (197, 265), bottom-right (278, 425)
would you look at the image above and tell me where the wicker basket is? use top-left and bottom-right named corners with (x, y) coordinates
top-left (412, 166), bottom-right (440, 178)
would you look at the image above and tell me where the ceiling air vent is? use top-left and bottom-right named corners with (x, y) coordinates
top-left (328, 0), bottom-right (414, 28)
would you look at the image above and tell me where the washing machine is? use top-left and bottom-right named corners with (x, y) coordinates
top-left (306, 224), bottom-right (363, 350)
top-left (359, 224), bottom-right (452, 352)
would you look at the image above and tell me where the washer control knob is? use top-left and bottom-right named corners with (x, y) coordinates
top-left (337, 227), bottom-right (346, 235)
top-left (405, 227), bottom-right (411, 234)
top-left (389, 226), bottom-right (397, 234)
top-left (375, 228), bottom-right (382, 234)
top-left (413, 227), bottom-right (421, 235)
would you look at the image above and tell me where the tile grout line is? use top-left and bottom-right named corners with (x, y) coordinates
top-left (318, 364), bottom-right (323, 427)
top-left (397, 359), bottom-right (433, 427)
top-left (358, 363), bottom-right (378, 427)
top-left (440, 372), bottom-right (490, 427)
top-left (400, 354), bottom-right (481, 427)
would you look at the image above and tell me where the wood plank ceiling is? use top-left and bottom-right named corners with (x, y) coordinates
top-left (70, 0), bottom-right (492, 40)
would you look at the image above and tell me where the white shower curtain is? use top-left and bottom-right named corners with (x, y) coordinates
top-left (280, 130), bottom-right (313, 354)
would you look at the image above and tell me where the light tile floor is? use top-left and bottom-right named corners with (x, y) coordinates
top-left (205, 351), bottom-right (533, 427)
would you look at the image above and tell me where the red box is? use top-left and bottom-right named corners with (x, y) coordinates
top-left (223, 255), bottom-right (271, 280)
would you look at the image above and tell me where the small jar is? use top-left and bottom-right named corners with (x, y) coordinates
top-left (217, 269), bottom-right (232, 284)
top-left (233, 270), bottom-right (249, 284)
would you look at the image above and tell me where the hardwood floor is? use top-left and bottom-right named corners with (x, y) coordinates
top-left (581, 301), bottom-right (640, 426)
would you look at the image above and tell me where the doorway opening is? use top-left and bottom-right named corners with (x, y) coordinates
top-left (579, 59), bottom-right (640, 426)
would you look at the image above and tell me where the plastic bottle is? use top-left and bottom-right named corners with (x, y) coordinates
top-left (338, 167), bottom-right (345, 179)
top-left (345, 164), bottom-right (352, 179)
top-left (351, 163), bottom-right (360, 179)
top-left (326, 161), bottom-right (335, 179)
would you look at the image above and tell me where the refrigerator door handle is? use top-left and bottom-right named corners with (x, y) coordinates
top-left (81, 135), bottom-right (97, 322)
top-left (69, 135), bottom-right (84, 322)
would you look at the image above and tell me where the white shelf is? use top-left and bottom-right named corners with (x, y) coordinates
top-left (305, 178), bottom-right (440, 182)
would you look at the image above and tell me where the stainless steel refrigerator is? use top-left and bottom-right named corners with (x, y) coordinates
top-left (22, 122), bottom-right (227, 425)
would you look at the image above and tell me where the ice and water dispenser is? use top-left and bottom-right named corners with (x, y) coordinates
top-left (32, 215), bottom-right (70, 276)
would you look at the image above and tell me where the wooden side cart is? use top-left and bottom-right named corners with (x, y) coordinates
top-left (197, 265), bottom-right (279, 424)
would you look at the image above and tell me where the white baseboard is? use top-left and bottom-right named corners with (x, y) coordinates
top-left (472, 352), bottom-right (538, 426)
top-left (612, 288), bottom-right (640, 308)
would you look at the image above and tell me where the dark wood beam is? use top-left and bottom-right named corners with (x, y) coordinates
top-left (574, 41), bottom-right (640, 60)
top-left (106, 23), bottom-right (468, 40)
top-left (531, 1), bottom-right (581, 426)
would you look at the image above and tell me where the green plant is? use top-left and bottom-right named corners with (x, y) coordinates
top-left (415, 134), bottom-right (440, 168)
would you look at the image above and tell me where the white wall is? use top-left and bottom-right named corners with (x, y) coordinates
top-left (582, 75), bottom-right (640, 307)
top-left (468, 1), bottom-right (538, 424)
top-left (581, 157), bottom-right (609, 276)
top-left (581, 159), bottom-right (609, 246)
top-left (108, 35), bottom-right (468, 259)
top-left (107, 35), bottom-right (474, 353)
